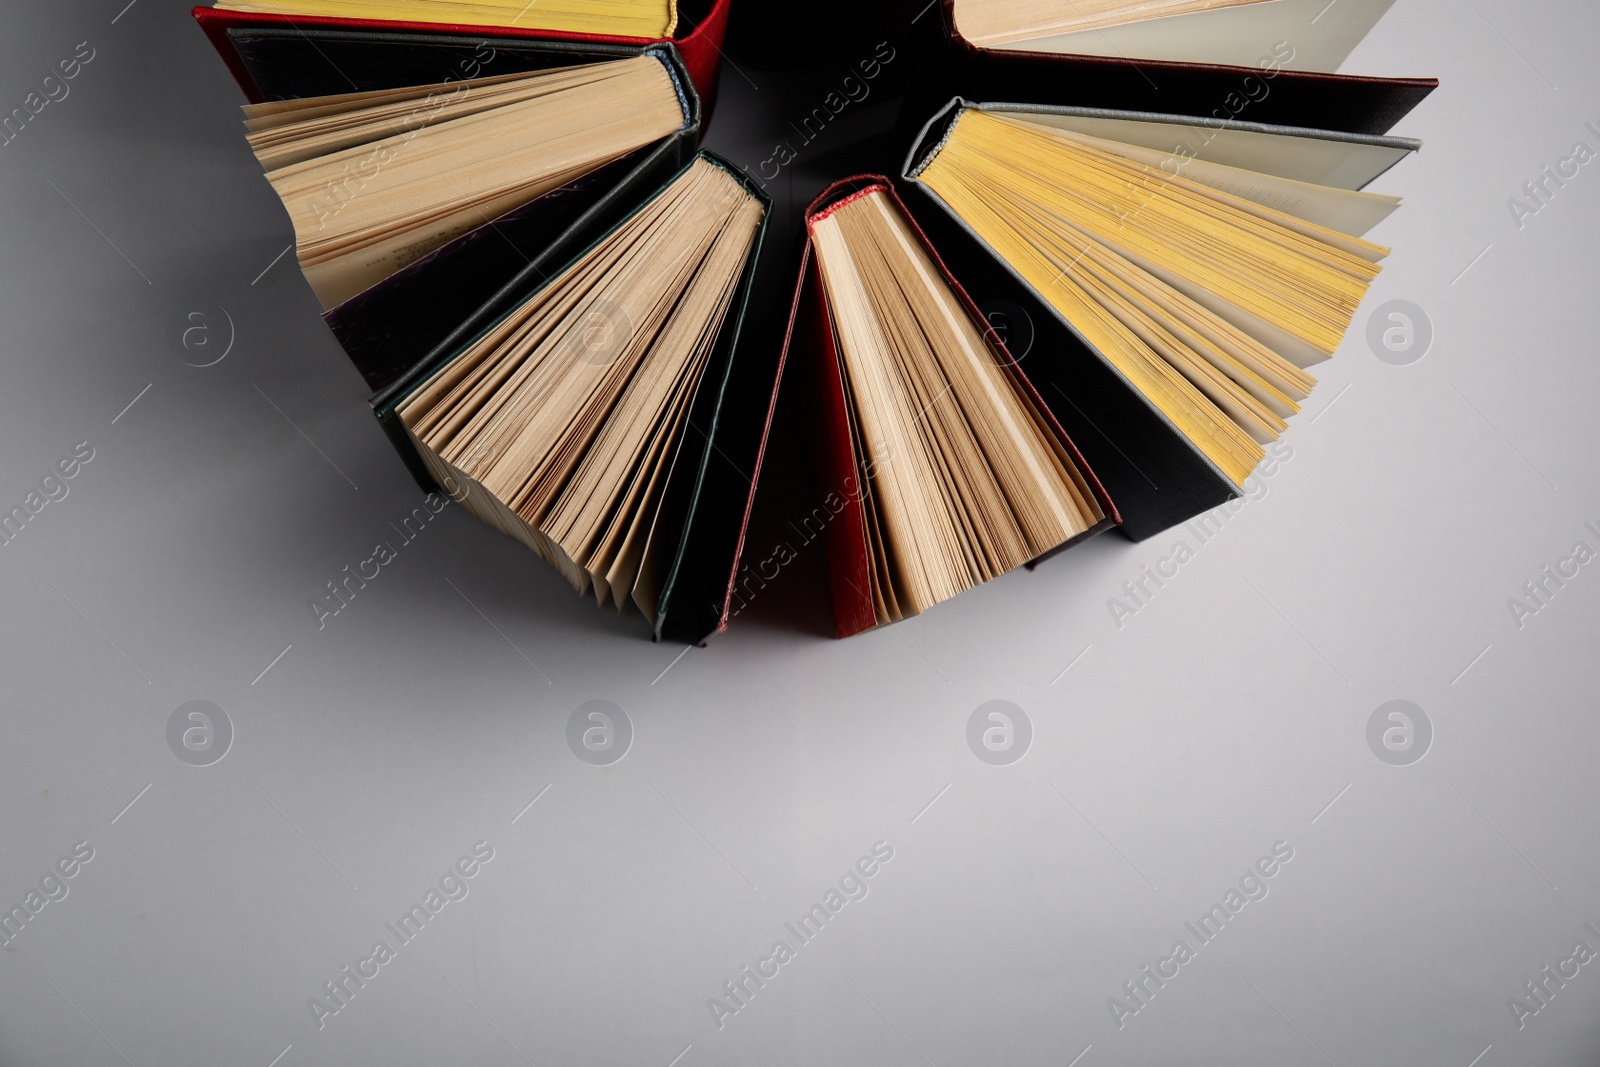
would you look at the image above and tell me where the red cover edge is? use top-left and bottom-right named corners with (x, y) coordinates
top-left (191, 0), bottom-right (729, 108)
top-left (709, 265), bottom-right (800, 639)
top-left (787, 240), bottom-right (879, 639)
top-left (798, 174), bottom-right (1121, 636)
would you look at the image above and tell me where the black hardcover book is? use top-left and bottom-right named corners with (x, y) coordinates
top-left (370, 150), bottom-right (775, 643)
top-left (901, 97), bottom-right (1420, 539)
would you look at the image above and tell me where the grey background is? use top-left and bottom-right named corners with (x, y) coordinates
top-left (1, 1), bottom-right (1597, 1065)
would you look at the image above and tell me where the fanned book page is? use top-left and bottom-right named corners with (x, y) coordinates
top-left (244, 54), bottom-right (685, 308)
top-left (810, 187), bottom-right (1104, 626)
top-left (915, 108), bottom-right (1390, 488)
top-left (398, 158), bottom-right (764, 620)
top-left (950, 0), bottom-right (1398, 72)
top-left (954, 0), bottom-right (1269, 45)
top-left (213, 0), bottom-right (678, 37)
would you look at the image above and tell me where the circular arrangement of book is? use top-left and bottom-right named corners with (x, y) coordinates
top-left (195, 0), bottom-right (1433, 641)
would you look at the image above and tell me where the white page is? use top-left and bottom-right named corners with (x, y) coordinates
top-left (983, 107), bottom-right (1413, 190)
top-left (984, 0), bottom-right (1397, 74)
top-left (1000, 118), bottom-right (1401, 239)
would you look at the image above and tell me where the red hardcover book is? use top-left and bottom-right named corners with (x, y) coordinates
top-left (191, 0), bottom-right (729, 112)
top-left (787, 176), bottom-right (1119, 638)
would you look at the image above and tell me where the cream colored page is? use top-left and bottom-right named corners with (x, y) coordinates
top-left (812, 214), bottom-right (960, 610)
top-left (981, 0), bottom-right (1398, 73)
top-left (954, 0), bottom-right (1270, 45)
top-left (869, 196), bottom-right (1086, 538)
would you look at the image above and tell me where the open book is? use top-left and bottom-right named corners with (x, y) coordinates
top-left (789, 180), bottom-right (1115, 637)
top-left (244, 53), bottom-right (688, 308)
top-left (193, 1), bottom-right (732, 117)
top-left (388, 154), bottom-right (768, 630)
top-left (951, 0), bottom-right (1398, 73)
top-left (905, 99), bottom-right (1418, 538)
top-left (918, 0), bottom-right (1436, 139)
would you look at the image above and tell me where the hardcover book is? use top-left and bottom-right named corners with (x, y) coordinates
top-left (243, 50), bottom-right (694, 309)
top-left (369, 151), bottom-right (775, 643)
top-left (903, 98), bottom-right (1420, 539)
top-left (924, 0), bottom-right (1437, 136)
top-left (192, 0), bottom-right (731, 111)
top-left (782, 177), bottom-right (1118, 638)
top-left (239, 41), bottom-right (700, 391)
